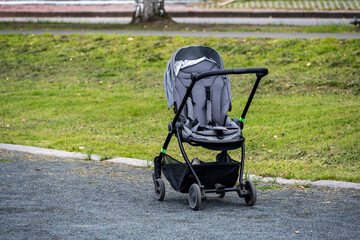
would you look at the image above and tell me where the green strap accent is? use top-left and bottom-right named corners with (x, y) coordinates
top-left (239, 117), bottom-right (245, 122)
top-left (161, 148), bottom-right (166, 154)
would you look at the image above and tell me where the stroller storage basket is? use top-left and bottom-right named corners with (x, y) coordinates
top-left (162, 154), bottom-right (240, 193)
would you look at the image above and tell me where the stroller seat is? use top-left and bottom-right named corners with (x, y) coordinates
top-left (168, 48), bottom-right (244, 150)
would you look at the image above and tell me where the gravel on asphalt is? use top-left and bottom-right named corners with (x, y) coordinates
top-left (1, 150), bottom-right (359, 239)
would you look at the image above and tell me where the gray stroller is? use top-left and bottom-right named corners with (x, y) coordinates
top-left (153, 45), bottom-right (268, 210)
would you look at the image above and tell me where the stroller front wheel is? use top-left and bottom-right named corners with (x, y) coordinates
top-left (189, 183), bottom-right (202, 211)
top-left (243, 180), bottom-right (257, 206)
top-left (154, 178), bottom-right (165, 201)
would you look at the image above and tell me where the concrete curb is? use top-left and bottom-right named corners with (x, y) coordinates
top-left (0, 143), bottom-right (102, 161)
top-left (0, 143), bottom-right (359, 190)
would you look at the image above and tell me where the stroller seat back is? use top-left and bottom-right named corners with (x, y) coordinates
top-left (164, 46), bottom-right (242, 149)
top-left (175, 58), bottom-right (231, 126)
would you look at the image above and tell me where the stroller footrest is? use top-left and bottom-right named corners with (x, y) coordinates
top-left (215, 183), bottom-right (225, 193)
top-left (205, 186), bottom-right (239, 194)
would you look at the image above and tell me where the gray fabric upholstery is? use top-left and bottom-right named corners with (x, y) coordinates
top-left (164, 45), bottom-right (232, 110)
top-left (175, 59), bottom-right (230, 126)
top-left (164, 45), bottom-right (242, 143)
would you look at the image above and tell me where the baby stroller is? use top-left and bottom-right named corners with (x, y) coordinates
top-left (153, 45), bottom-right (268, 210)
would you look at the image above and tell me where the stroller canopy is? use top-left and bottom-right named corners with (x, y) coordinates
top-left (164, 45), bottom-right (231, 110)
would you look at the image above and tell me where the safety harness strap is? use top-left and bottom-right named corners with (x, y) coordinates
top-left (204, 87), bottom-right (214, 125)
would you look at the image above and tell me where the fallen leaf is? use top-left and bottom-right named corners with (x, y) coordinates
top-left (306, 62), bottom-right (311, 67)
top-left (294, 231), bottom-right (300, 234)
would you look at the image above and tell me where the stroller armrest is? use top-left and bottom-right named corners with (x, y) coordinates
top-left (190, 68), bottom-right (268, 82)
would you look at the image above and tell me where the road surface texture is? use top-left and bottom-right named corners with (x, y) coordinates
top-left (1, 149), bottom-right (359, 239)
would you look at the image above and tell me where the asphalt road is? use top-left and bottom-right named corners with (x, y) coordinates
top-left (1, 150), bottom-right (359, 239)
top-left (0, 17), bottom-right (353, 25)
top-left (1, 29), bottom-right (359, 39)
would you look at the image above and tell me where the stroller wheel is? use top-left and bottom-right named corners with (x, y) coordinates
top-left (154, 178), bottom-right (165, 201)
top-left (189, 183), bottom-right (202, 211)
top-left (219, 192), bottom-right (226, 198)
top-left (243, 180), bottom-right (256, 206)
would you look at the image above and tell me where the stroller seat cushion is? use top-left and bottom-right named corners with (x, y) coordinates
top-left (181, 116), bottom-right (243, 149)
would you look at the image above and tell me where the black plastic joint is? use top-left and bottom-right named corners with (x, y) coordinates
top-left (175, 121), bottom-right (183, 130)
top-left (190, 73), bottom-right (198, 82)
top-left (233, 118), bottom-right (244, 130)
top-left (256, 72), bottom-right (267, 78)
top-left (168, 122), bottom-right (173, 133)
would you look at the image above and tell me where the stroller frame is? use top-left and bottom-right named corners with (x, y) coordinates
top-left (153, 66), bottom-right (268, 210)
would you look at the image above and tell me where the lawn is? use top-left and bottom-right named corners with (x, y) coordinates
top-left (0, 34), bottom-right (359, 182)
top-left (0, 21), bottom-right (358, 34)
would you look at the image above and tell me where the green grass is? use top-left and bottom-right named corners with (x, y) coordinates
top-left (0, 159), bottom-right (15, 162)
top-left (0, 21), bottom-right (358, 34)
top-left (257, 185), bottom-right (284, 191)
top-left (0, 34), bottom-right (359, 182)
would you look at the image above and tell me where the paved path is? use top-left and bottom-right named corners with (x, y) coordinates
top-left (1, 29), bottom-right (359, 39)
top-left (1, 149), bottom-right (359, 239)
top-left (1, 0), bottom-right (359, 11)
top-left (1, 2), bottom-right (359, 26)
top-left (1, 3), bottom-right (359, 19)
top-left (1, 143), bottom-right (360, 190)
top-left (0, 16), bottom-right (355, 25)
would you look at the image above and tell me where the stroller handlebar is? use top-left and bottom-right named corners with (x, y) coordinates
top-left (190, 68), bottom-right (268, 82)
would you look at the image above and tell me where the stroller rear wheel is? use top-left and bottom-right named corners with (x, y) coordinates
top-left (154, 178), bottom-right (165, 201)
top-left (189, 183), bottom-right (202, 211)
top-left (243, 180), bottom-right (256, 206)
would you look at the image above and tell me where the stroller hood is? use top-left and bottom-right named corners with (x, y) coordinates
top-left (164, 45), bottom-right (231, 109)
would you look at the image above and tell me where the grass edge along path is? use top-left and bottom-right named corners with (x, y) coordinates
top-left (0, 33), bottom-right (359, 182)
top-left (0, 21), bottom-right (359, 34)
